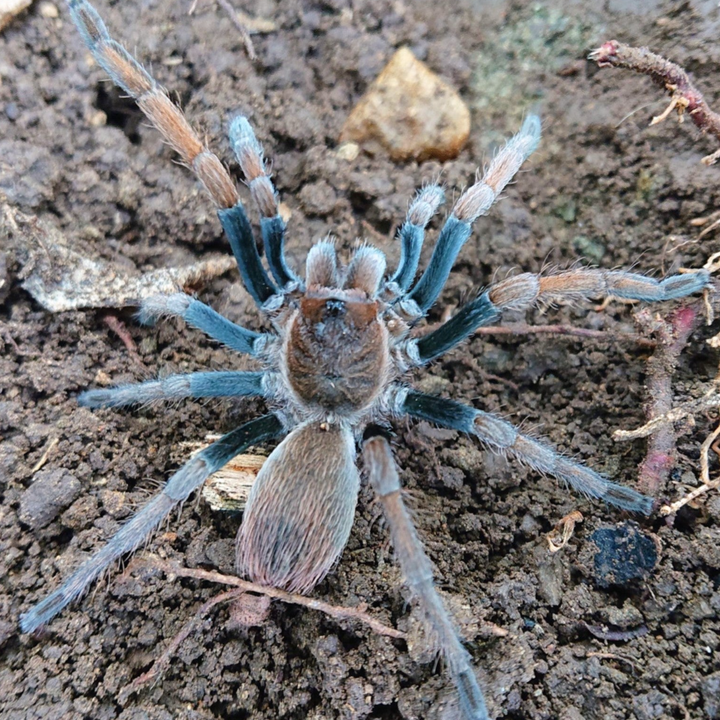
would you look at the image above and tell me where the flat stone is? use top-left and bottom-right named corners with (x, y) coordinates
top-left (339, 47), bottom-right (470, 162)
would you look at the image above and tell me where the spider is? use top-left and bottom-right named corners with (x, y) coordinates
top-left (19, 2), bottom-right (711, 719)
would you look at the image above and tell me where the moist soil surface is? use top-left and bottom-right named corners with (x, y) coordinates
top-left (2, 1), bottom-right (720, 718)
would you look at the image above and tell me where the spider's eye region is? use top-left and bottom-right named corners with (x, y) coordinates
top-left (323, 299), bottom-right (347, 319)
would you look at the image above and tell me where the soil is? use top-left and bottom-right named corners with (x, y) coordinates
top-left (2, 0), bottom-right (720, 718)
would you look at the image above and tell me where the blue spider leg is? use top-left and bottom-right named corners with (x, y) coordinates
top-left (405, 115), bottom-right (541, 314)
top-left (20, 414), bottom-right (285, 633)
top-left (391, 185), bottom-right (445, 291)
top-left (400, 391), bottom-right (654, 514)
top-left (66, 0), bottom-right (278, 306)
top-left (217, 204), bottom-right (278, 306)
top-left (408, 267), bottom-right (711, 365)
top-left (229, 116), bottom-right (299, 288)
top-left (413, 292), bottom-right (499, 363)
top-left (77, 370), bottom-right (269, 408)
top-left (138, 293), bottom-right (265, 355)
top-left (363, 436), bottom-right (489, 720)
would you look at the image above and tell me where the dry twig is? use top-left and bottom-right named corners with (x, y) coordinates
top-left (141, 556), bottom-right (405, 639)
top-left (660, 421), bottom-right (720, 516)
top-left (117, 557), bottom-right (407, 699)
top-left (590, 41), bottom-right (720, 165)
top-left (119, 587), bottom-right (243, 702)
top-left (474, 323), bottom-right (655, 347)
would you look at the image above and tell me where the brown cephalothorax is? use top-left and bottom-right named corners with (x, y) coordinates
top-left (19, 3), bottom-right (713, 720)
top-left (285, 290), bottom-right (390, 413)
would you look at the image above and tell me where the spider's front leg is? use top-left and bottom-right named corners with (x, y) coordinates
top-left (20, 414), bottom-right (285, 632)
top-left (401, 390), bottom-right (653, 513)
top-left (137, 293), bottom-right (267, 355)
top-left (66, 0), bottom-right (280, 305)
top-left (402, 115), bottom-right (541, 314)
top-left (363, 434), bottom-right (490, 720)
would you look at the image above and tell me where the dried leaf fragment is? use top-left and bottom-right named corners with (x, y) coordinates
top-left (546, 510), bottom-right (583, 553)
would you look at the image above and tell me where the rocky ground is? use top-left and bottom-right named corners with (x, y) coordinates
top-left (1, 0), bottom-right (720, 718)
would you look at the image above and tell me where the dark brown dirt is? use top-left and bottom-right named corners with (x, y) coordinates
top-left (2, 0), bottom-right (720, 718)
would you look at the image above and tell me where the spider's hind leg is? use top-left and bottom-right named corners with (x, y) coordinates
top-left (363, 434), bottom-right (490, 720)
top-left (19, 414), bottom-right (285, 632)
top-left (401, 390), bottom-right (654, 514)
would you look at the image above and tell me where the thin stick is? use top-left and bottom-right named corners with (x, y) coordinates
top-left (215, 0), bottom-right (256, 60)
top-left (142, 557), bottom-right (405, 639)
top-left (590, 41), bottom-right (720, 165)
top-left (660, 421), bottom-right (720, 515)
top-left (474, 323), bottom-right (656, 347)
top-left (119, 587), bottom-right (243, 702)
top-left (614, 386), bottom-right (720, 441)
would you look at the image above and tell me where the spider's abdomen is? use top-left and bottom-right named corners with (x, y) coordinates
top-left (237, 421), bottom-right (360, 593)
top-left (284, 294), bottom-right (390, 414)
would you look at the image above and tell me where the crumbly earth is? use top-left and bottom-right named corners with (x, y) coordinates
top-left (1, 0), bottom-right (720, 718)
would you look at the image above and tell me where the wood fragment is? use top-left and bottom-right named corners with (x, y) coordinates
top-left (2, 203), bottom-right (237, 311)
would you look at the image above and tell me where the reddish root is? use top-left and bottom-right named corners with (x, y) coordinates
top-left (590, 40), bottom-right (720, 164)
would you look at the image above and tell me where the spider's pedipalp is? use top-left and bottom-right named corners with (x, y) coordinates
top-left (137, 293), bottom-right (266, 355)
top-left (305, 240), bottom-right (340, 289)
top-left (345, 246), bottom-right (386, 296)
top-left (391, 184), bottom-right (445, 291)
top-left (401, 391), bottom-right (654, 514)
top-left (237, 421), bottom-right (360, 593)
top-left (20, 415), bottom-right (285, 632)
top-left (404, 115), bottom-right (541, 314)
top-left (77, 370), bottom-right (269, 408)
top-left (363, 435), bottom-right (489, 720)
top-left (229, 116), bottom-right (299, 288)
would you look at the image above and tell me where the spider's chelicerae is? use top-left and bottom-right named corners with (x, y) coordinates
top-left (20, 2), bottom-right (711, 719)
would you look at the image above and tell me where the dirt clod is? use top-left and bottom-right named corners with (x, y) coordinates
top-left (18, 468), bottom-right (82, 529)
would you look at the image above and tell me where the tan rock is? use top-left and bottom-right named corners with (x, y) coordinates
top-left (339, 47), bottom-right (470, 162)
top-left (0, 0), bottom-right (32, 31)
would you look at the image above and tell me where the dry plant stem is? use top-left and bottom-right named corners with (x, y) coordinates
top-left (119, 587), bottom-right (244, 702)
top-left (215, 0), bottom-right (256, 60)
top-left (474, 323), bottom-right (656, 347)
top-left (660, 421), bottom-right (720, 515)
top-left (634, 304), bottom-right (699, 496)
top-left (590, 41), bottom-right (720, 165)
top-left (103, 314), bottom-right (142, 365)
top-left (614, 385), bottom-right (720, 440)
top-left (142, 557), bottom-right (405, 639)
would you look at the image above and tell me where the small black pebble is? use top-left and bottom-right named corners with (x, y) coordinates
top-left (590, 521), bottom-right (658, 587)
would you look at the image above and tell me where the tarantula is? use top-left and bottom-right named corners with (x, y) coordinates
top-left (19, 1), bottom-right (711, 718)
